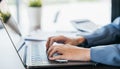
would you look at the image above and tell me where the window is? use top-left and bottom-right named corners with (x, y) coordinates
top-left (42, 0), bottom-right (111, 26)
top-left (41, 0), bottom-right (111, 31)
top-left (7, 0), bottom-right (111, 33)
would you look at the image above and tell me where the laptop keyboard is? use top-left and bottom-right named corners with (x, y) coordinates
top-left (31, 41), bottom-right (49, 64)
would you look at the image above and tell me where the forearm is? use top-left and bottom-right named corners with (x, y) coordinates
top-left (77, 24), bottom-right (120, 48)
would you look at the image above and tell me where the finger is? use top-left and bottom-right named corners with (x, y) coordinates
top-left (48, 36), bottom-right (63, 46)
top-left (49, 55), bottom-right (64, 60)
top-left (48, 47), bottom-right (58, 58)
top-left (46, 37), bottom-right (52, 49)
top-left (56, 35), bottom-right (65, 43)
top-left (47, 45), bottom-right (54, 56)
top-left (49, 37), bottom-right (56, 46)
top-left (46, 36), bottom-right (54, 50)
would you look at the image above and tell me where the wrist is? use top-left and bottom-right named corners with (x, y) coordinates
top-left (85, 48), bottom-right (91, 61)
top-left (76, 36), bottom-right (86, 45)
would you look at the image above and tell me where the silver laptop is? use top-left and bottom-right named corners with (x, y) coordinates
top-left (0, 1), bottom-right (96, 69)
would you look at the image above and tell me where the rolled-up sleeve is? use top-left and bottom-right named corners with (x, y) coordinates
top-left (91, 44), bottom-right (120, 66)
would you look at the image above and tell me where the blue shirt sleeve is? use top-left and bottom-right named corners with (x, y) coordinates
top-left (91, 44), bottom-right (120, 66)
top-left (83, 17), bottom-right (120, 48)
top-left (82, 17), bottom-right (120, 66)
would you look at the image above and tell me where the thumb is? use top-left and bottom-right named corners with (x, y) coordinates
top-left (49, 55), bottom-right (64, 60)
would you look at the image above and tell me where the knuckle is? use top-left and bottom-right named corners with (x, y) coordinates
top-left (51, 37), bottom-right (56, 41)
top-left (49, 36), bottom-right (54, 39)
top-left (54, 46), bottom-right (57, 50)
top-left (51, 38), bottom-right (54, 41)
top-left (51, 45), bottom-right (56, 49)
top-left (54, 46), bottom-right (60, 50)
top-left (49, 46), bottom-right (54, 50)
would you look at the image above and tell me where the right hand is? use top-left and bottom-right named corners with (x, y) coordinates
top-left (46, 35), bottom-right (85, 50)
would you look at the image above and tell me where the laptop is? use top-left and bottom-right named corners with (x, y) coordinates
top-left (0, 1), bottom-right (96, 69)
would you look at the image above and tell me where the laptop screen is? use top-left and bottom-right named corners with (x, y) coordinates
top-left (0, 0), bottom-right (26, 66)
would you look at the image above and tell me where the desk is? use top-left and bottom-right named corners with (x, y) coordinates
top-left (0, 22), bottom-right (120, 69)
top-left (1, 28), bottom-right (120, 69)
top-left (0, 29), bottom-right (25, 69)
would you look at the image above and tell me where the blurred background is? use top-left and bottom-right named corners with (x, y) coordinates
top-left (6, 0), bottom-right (112, 34)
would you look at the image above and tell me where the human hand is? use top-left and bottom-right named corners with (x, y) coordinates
top-left (47, 44), bottom-right (90, 61)
top-left (46, 35), bottom-right (85, 50)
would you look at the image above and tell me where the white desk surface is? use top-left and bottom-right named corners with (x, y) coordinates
top-left (0, 29), bottom-right (25, 69)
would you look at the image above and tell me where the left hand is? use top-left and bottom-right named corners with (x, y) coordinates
top-left (47, 44), bottom-right (91, 61)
